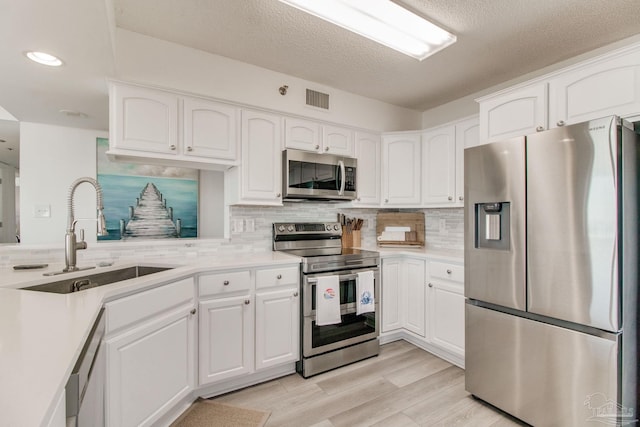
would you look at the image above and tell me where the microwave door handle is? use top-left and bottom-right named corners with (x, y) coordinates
top-left (338, 160), bottom-right (346, 195)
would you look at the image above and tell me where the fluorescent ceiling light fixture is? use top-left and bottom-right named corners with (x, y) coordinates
top-left (279, 0), bottom-right (456, 60)
top-left (25, 51), bottom-right (64, 67)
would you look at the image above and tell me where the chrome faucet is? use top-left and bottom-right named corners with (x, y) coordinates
top-left (63, 177), bottom-right (108, 272)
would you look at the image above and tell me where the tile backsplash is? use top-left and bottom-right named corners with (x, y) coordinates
top-left (0, 204), bottom-right (463, 267)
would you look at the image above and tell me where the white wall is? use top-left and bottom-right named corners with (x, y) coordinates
top-left (114, 29), bottom-right (422, 133)
top-left (20, 123), bottom-right (106, 245)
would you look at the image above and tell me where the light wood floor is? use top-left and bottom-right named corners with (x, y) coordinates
top-left (213, 340), bottom-right (528, 427)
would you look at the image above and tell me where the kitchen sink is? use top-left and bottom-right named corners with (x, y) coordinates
top-left (23, 266), bottom-right (173, 294)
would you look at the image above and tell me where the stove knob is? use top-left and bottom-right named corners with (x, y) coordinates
top-left (326, 225), bottom-right (332, 231)
top-left (333, 224), bottom-right (339, 231)
top-left (287, 225), bottom-right (294, 232)
top-left (278, 225), bottom-right (285, 232)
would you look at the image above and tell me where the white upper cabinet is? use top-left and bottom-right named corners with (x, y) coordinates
top-left (284, 117), bottom-right (354, 156)
top-left (479, 82), bottom-right (548, 143)
top-left (454, 116), bottom-right (480, 205)
top-left (183, 97), bottom-right (237, 160)
top-left (323, 125), bottom-right (354, 156)
top-left (225, 109), bottom-right (283, 206)
top-left (479, 42), bottom-right (640, 144)
top-left (549, 47), bottom-right (640, 126)
top-left (284, 117), bottom-right (321, 152)
top-left (382, 133), bottom-right (422, 206)
top-left (353, 131), bottom-right (381, 206)
top-left (109, 81), bottom-right (239, 169)
top-left (422, 125), bottom-right (456, 206)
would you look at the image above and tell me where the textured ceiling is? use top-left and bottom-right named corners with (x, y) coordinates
top-left (113, 0), bottom-right (640, 110)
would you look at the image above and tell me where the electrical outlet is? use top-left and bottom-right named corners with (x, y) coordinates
top-left (439, 219), bottom-right (446, 232)
top-left (244, 219), bottom-right (255, 232)
top-left (231, 219), bottom-right (244, 233)
top-left (34, 204), bottom-right (51, 218)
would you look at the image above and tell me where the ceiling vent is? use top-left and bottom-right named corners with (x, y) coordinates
top-left (306, 89), bottom-right (330, 110)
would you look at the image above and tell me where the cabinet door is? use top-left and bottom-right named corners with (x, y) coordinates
top-left (284, 117), bottom-right (321, 152)
top-left (183, 97), bottom-right (238, 160)
top-left (199, 295), bottom-right (254, 384)
top-left (381, 258), bottom-right (404, 332)
top-left (323, 125), bottom-right (354, 156)
top-left (110, 83), bottom-right (179, 154)
top-left (549, 48), bottom-right (640, 126)
top-left (382, 134), bottom-right (421, 206)
top-left (353, 132), bottom-right (381, 206)
top-left (454, 116), bottom-right (480, 205)
top-left (404, 258), bottom-right (427, 338)
top-left (241, 110), bottom-right (282, 203)
top-left (422, 126), bottom-right (456, 205)
top-left (479, 83), bottom-right (547, 143)
top-left (429, 281), bottom-right (465, 356)
top-left (105, 307), bottom-right (195, 427)
top-left (255, 288), bottom-right (300, 370)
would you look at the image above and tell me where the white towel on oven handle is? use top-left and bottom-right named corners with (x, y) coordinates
top-left (356, 271), bottom-right (375, 315)
top-left (315, 275), bottom-right (341, 326)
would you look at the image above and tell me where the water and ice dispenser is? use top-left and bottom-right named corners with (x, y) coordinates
top-left (475, 202), bottom-right (510, 251)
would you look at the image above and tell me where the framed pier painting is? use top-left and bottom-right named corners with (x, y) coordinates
top-left (96, 138), bottom-right (199, 240)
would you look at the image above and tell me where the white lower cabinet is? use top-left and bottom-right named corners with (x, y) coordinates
top-left (198, 265), bottom-right (300, 387)
top-left (381, 257), bottom-right (427, 337)
top-left (381, 255), bottom-right (465, 366)
top-left (255, 287), bottom-right (299, 369)
top-left (104, 277), bottom-right (196, 427)
top-left (199, 295), bottom-right (254, 384)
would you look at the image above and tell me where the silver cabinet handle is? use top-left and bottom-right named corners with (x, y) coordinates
top-left (244, 299), bottom-right (250, 305)
top-left (459, 196), bottom-right (463, 201)
top-left (315, 144), bottom-right (320, 150)
top-left (190, 308), bottom-right (196, 315)
top-left (293, 292), bottom-right (299, 297)
top-left (535, 126), bottom-right (544, 132)
top-left (446, 269), bottom-right (452, 274)
top-left (187, 146), bottom-right (193, 151)
top-left (557, 120), bottom-right (565, 127)
top-left (223, 280), bottom-right (229, 286)
top-left (385, 199), bottom-right (389, 203)
top-left (276, 193), bottom-right (281, 198)
top-left (169, 144), bottom-right (177, 150)
top-left (277, 274), bottom-right (282, 279)
top-left (325, 146), bottom-right (329, 152)
top-left (356, 197), bottom-right (361, 201)
top-left (448, 196), bottom-right (453, 201)
top-left (428, 283), bottom-right (433, 288)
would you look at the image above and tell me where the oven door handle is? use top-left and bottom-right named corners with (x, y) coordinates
top-left (307, 273), bottom-right (358, 284)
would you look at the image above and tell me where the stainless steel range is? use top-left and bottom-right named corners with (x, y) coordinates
top-left (273, 222), bottom-right (380, 378)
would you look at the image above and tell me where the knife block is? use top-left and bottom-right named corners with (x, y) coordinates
top-left (341, 227), bottom-right (361, 248)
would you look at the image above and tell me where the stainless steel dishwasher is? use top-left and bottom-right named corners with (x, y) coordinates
top-left (66, 308), bottom-right (105, 427)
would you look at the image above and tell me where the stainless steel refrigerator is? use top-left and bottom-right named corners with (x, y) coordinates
top-left (464, 116), bottom-right (638, 426)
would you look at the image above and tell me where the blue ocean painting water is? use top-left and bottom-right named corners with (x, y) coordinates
top-left (98, 174), bottom-right (198, 240)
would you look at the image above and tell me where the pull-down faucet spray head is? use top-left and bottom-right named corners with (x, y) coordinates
top-left (67, 177), bottom-right (108, 236)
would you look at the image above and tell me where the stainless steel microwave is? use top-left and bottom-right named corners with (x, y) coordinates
top-left (282, 149), bottom-right (357, 201)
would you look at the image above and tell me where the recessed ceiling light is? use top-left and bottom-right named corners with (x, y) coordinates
top-left (25, 51), bottom-right (64, 67)
top-left (279, 0), bottom-right (456, 61)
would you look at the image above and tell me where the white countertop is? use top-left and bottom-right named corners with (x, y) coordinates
top-left (0, 251), bottom-right (300, 427)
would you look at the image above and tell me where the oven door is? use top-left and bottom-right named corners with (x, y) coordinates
top-left (302, 267), bottom-right (380, 357)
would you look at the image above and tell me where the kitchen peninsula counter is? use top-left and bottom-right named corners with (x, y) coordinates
top-left (0, 251), bottom-right (300, 427)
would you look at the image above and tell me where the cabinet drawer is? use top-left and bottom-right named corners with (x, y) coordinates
top-left (256, 266), bottom-right (299, 289)
top-left (430, 261), bottom-right (464, 283)
top-left (199, 270), bottom-right (251, 297)
top-left (106, 277), bottom-right (194, 333)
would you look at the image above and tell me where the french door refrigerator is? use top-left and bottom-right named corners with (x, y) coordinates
top-left (464, 115), bottom-right (638, 427)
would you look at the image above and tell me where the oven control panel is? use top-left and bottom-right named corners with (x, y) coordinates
top-left (273, 222), bottom-right (342, 236)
